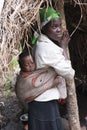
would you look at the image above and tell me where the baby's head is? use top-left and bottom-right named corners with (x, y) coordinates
top-left (18, 51), bottom-right (35, 72)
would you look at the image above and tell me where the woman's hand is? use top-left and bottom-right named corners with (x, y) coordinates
top-left (58, 30), bottom-right (70, 60)
top-left (53, 76), bottom-right (61, 86)
top-left (58, 98), bottom-right (66, 104)
top-left (60, 30), bottom-right (70, 49)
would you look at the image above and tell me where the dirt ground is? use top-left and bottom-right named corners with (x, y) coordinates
top-left (0, 86), bottom-right (87, 130)
top-left (0, 90), bottom-right (24, 130)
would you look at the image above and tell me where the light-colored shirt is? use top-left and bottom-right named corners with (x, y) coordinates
top-left (0, 0), bottom-right (4, 16)
top-left (35, 34), bottom-right (75, 102)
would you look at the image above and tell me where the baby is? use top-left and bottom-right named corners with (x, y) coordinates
top-left (18, 51), bottom-right (36, 78)
top-left (15, 51), bottom-right (67, 103)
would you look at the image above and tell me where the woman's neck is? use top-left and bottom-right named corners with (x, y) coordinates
top-left (49, 37), bottom-right (60, 47)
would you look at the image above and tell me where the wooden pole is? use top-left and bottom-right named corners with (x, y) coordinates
top-left (53, 0), bottom-right (81, 130)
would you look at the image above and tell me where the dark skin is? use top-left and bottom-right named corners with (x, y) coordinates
top-left (19, 55), bottom-right (36, 78)
top-left (21, 55), bottom-right (35, 72)
top-left (42, 18), bottom-right (63, 42)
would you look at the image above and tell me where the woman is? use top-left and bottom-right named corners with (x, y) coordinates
top-left (28, 7), bottom-right (75, 130)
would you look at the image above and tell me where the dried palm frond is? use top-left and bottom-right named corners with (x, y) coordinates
top-left (0, 0), bottom-right (50, 86)
top-left (0, 0), bottom-right (86, 86)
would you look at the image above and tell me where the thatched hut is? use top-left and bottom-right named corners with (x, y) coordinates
top-left (0, 0), bottom-right (87, 88)
top-left (0, 0), bottom-right (87, 129)
top-left (0, 0), bottom-right (87, 87)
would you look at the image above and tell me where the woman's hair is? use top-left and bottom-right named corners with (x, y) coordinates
top-left (41, 21), bottom-right (50, 35)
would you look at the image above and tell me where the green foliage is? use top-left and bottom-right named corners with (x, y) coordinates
top-left (4, 76), bottom-right (12, 98)
top-left (10, 56), bottom-right (19, 71)
top-left (5, 90), bottom-right (11, 98)
top-left (5, 76), bottom-right (12, 90)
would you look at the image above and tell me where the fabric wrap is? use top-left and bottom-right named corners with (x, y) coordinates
top-left (15, 68), bottom-right (57, 103)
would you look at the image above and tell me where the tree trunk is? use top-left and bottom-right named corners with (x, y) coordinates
top-left (53, 0), bottom-right (81, 130)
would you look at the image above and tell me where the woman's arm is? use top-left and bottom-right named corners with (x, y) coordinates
top-left (59, 30), bottom-right (70, 60)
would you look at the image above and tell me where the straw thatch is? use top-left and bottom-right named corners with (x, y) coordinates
top-left (0, 0), bottom-right (87, 86)
top-left (0, 0), bottom-right (49, 86)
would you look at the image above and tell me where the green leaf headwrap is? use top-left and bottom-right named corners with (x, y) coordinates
top-left (32, 7), bottom-right (61, 45)
top-left (40, 7), bottom-right (61, 28)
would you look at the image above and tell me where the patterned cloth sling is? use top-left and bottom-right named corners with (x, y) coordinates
top-left (15, 67), bottom-right (57, 103)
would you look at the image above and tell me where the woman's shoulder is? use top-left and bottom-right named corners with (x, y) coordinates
top-left (37, 34), bottom-right (61, 50)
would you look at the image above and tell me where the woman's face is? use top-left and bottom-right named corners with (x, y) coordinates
top-left (43, 18), bottom-right (63, 43)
